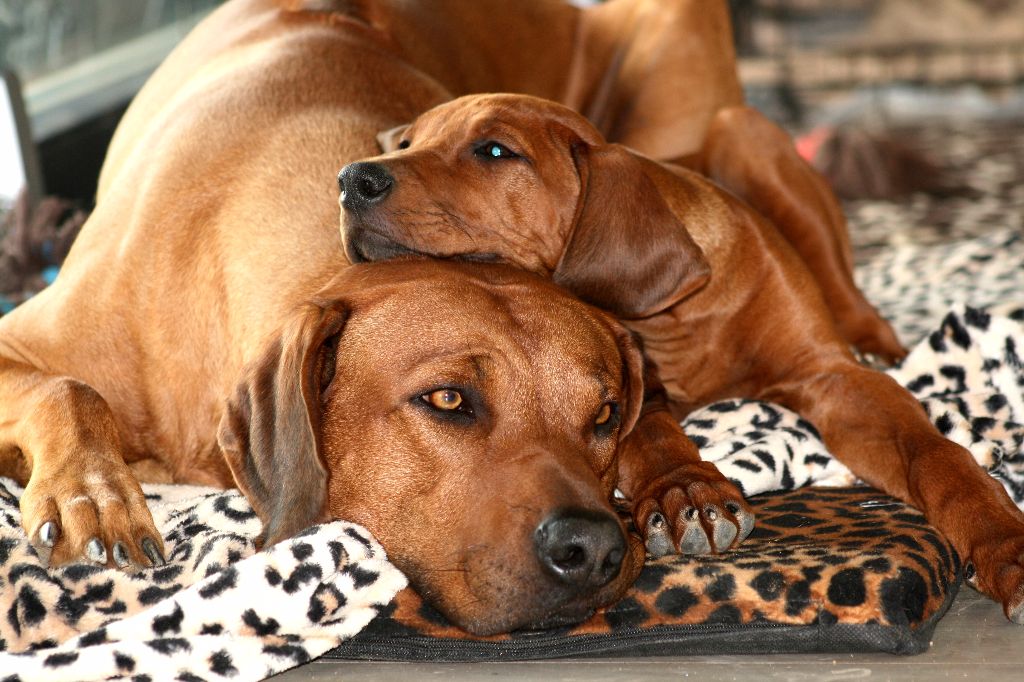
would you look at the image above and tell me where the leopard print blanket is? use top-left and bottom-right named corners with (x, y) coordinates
top-left (0, 486), bottom-right (407, 680)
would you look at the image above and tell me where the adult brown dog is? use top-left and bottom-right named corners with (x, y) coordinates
top-left (0, 0), bottom-right (688, 636)
top-left (338, 93), bottom-right (1024, 623)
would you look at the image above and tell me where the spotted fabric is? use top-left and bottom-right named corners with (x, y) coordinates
top-left (0, 484), bottom-right (406, 680)
top-left (333, 487), bottom-right (960, 659)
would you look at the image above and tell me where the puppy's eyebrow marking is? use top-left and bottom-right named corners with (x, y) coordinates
top-left (476, 120), bottom-right (530, 150)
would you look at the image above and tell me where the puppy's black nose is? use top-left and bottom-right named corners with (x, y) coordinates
top-left (535, 508), bottom-right (625, 593)
top-left (338, 162), bottom-right (394, 209)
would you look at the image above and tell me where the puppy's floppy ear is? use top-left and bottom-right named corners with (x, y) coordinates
top-left (217, 301), bottom-right (347, 548)
top-left (554, 144), bottom-right (710, 319)
top-left (377, 124), bottom-right (410, 153)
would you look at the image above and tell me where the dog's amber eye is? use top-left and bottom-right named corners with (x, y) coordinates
top-left (424, 389), bottom-right (463, 410)
top-left (595, 403), bottom-right (614, 425)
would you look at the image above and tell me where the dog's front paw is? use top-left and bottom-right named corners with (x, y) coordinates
top-left (20, 460), bottom-right (165, 570)
top-left (631, 461), bottom-right (754, 557)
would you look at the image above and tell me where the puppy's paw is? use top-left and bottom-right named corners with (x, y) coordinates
top-left (20, 461), bottom-right (165, 570)
top-left (843, 313), bottom-right (907, 367)
top-left (967, 533), bottom-right (1024, 624)
top-left (631, 461), bottom-right (754, 557)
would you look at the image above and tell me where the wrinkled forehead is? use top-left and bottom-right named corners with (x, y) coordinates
top-left (342, 277), bottom-right (625, 390)
top-left (409, 103), bottom-right (519, 141)
top-left (410, 96), bottom-right (583, 142)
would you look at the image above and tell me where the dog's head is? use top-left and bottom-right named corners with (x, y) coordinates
top-left (339, 94), bottom-right (710, 320)
top-left (218, 258), bottom-right (645, 635)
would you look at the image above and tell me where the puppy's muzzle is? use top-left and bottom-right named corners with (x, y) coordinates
top-left (338, 162), bottom-right (394, 210)
top-left (339, 161), bottom-right (409, 263)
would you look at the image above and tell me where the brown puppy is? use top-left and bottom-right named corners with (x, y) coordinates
top-left (0, 257), bottom-right (647, 635)
top-left (102, 0), bottom-right (899, 363)
top-left (551, 0), bottom-right (905, 363)
top-left (339, 93), bottom-right (1024, 623)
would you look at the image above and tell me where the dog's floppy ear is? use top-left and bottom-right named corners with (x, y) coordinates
top-left (554, 144), bottom-right (710, 319)
top-left (610, 322), bottom-right (645, 441)
top-left (217, 301), bottom-right (347, 548)
top-left (377, 124), bottom-right (410, 153)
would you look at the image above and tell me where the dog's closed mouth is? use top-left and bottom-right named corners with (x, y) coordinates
top-left (345, 227), bottom-right (421, 263)
top-left (346, 225), bottom-right (502, 265)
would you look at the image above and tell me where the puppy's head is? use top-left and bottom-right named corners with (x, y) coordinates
top-left (218, 259), bottom-right (646, 635)
top-left (339, 94), bottom-right (710, 319)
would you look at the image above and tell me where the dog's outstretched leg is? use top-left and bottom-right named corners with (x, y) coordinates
top-left (0, 357), bottom-right (165, 569)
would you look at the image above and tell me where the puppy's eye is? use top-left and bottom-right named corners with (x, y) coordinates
top-left (595, 403), bottom-right (613, 425)
top-left (397, 140), bottom-right (411, 150)
top-left (475, 141), bottom-right (518, 160)
top-left (423, 389), bottom-right (464, 411)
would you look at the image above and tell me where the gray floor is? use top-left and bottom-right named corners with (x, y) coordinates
top-left (272, 587), bottom-right (1022, 681)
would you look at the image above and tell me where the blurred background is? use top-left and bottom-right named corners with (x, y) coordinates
top-left (1, 0), bottom-right (1022, 311)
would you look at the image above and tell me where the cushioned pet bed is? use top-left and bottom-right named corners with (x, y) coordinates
top-left (0, 121), bottom-right (1021, 679)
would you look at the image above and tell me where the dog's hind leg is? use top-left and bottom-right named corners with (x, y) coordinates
top-left (686, 106), bottom-right (906, 364)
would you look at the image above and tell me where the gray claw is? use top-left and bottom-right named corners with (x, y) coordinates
top-left (86, 538), bottom-right (107, 564)
top-left (644, 512), bottom-right (673, 557)
top-left (853, 349), bottom-right (887, 370)
top-left (964, 561), bottom-right (977, 586)
top-left (679, 517), bottom-right (712, 555)
top-left (1009, 598), bottom-right (1024, 625)
top-left (38, 521), bottom-right (58, 548)
top-left (712, 516), bottom-right (738, 551)
top-left (142, 537), bottom-right (165, 566)
top-left (113, 541), bottom-right (130, 568)
top-left (736, 509), bottom-right (756, 542)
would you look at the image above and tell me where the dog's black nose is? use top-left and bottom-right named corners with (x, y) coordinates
top-left (338, 162), bottom-right (394, 209)
top-left (535, 508), bottom-right (625, 593)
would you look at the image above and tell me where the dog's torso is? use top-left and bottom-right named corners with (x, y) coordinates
top-left (0, 0), bottom-right (453, 483)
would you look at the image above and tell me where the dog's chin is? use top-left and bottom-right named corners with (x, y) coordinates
top-left (343, 225), bottom-right (421, 264)
top-left (516, 606), bottom-right (598, 633)
top-left (452, 600), bottom-right (599, 638)
top-left (434, 573), bottom-right (634, 637)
